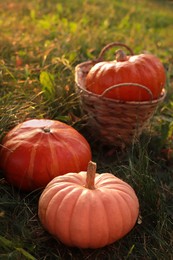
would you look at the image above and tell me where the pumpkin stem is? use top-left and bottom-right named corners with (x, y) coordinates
top-left (42, 127), bottom-right (51, 133)
top-left (115, 49), bottom-right (127, 62)
top-left (85, 161), bottom-right (97, 190)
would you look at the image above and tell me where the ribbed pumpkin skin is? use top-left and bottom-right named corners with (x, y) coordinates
top-left (38, 171), bottom-right (139, 249)
top-left (86, 53), bottom-right (166, 101)
top-left (0, 119), bottom-right (92, 191)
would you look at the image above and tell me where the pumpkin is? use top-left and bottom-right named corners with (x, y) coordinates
top-left (85, 49), bottom-right (166, 101)
top-left (38, 161), bottom-right (139, 249)
top-left (0, 119), bottom-right (92, 191)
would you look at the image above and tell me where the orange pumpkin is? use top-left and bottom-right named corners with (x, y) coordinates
top-left (0, 119), bottom-right (92, 191)
top-left (38, 161), bottom-right (139, 249)
top-left (86, 49), bottom-right (166, 101)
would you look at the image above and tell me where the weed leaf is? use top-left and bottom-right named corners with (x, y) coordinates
top-left (40, 71), bottom-right (55, 100)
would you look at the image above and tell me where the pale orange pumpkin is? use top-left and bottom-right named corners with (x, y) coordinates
top-left (38, 161), bottom-right (139, 249)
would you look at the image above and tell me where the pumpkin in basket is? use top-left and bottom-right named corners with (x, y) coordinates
top-left (38, 161), bottom-right (139, 249)
top-left (86, 49), bottom-right (166, 101)
top-left (0, 119), bottom-right (92, 191)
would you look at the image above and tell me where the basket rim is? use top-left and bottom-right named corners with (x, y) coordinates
top-left (75, 61), bottom-right (166, 106)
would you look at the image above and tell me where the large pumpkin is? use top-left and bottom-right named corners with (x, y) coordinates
top-left (0, 119), bottom-right (92, 191)
top-left (38, 161), bottom-right (139, 249)
top-left (86, 49), bottom-right (166, 101)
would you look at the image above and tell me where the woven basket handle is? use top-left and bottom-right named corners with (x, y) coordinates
top-left (96, 42), bottom-right (134, 62)
top-left (101, 83), bottom-right (153, 100)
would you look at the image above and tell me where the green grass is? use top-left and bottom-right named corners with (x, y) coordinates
top-left (0, 0), bottom-right (173, 259)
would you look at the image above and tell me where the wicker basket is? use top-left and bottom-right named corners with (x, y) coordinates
top-left (75, 42), bottom-right (166, 147)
